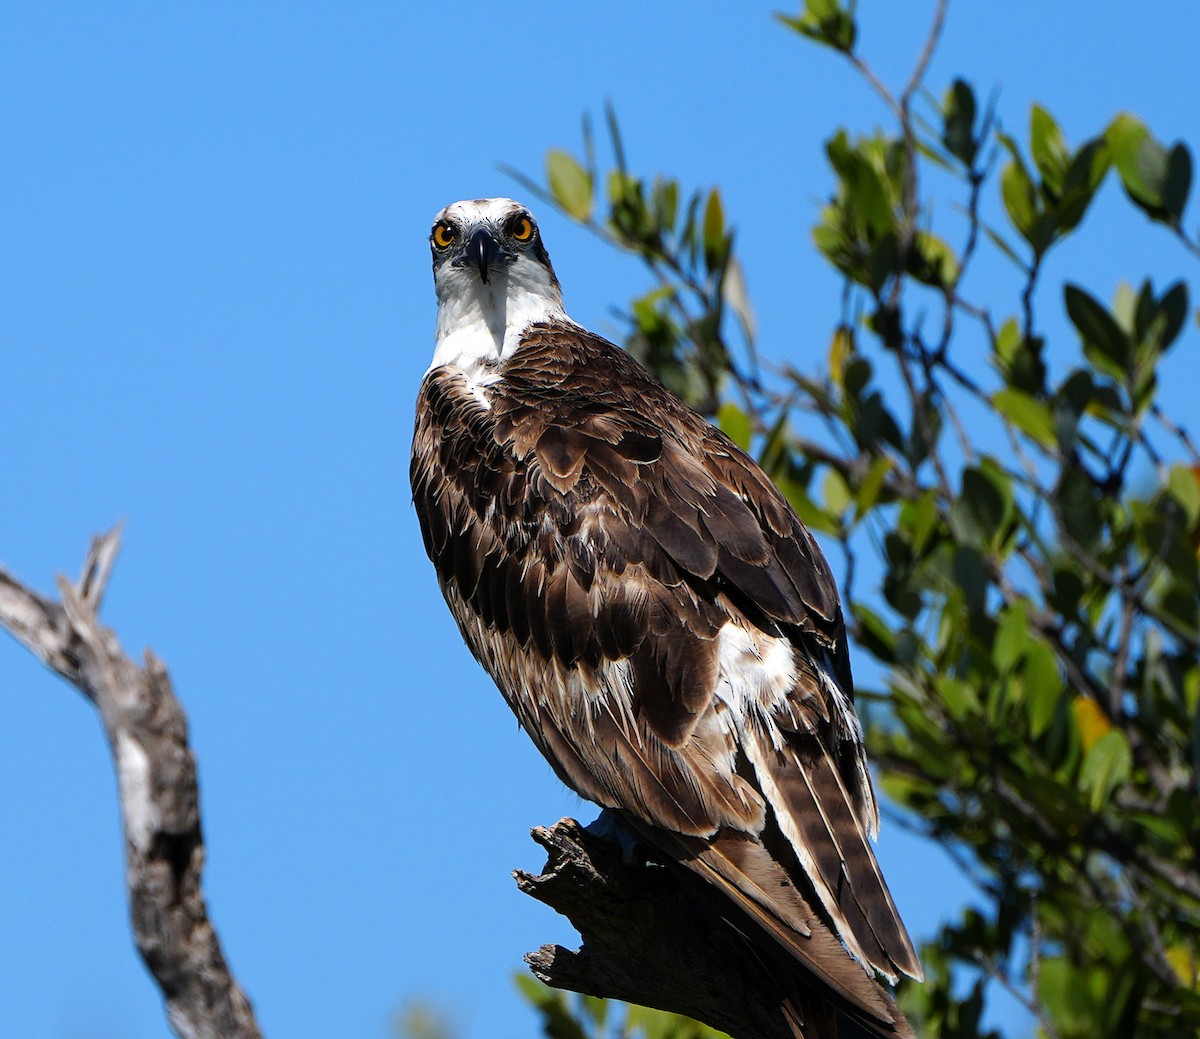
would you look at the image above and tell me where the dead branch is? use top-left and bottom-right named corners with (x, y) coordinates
top-left (0, 526), bottom-right (261, 1039)
top-left (518, 818), bottom-right (847, 1039)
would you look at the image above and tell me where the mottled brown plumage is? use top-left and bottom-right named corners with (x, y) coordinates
top-left (412, 199), bottom-right (920, 1039)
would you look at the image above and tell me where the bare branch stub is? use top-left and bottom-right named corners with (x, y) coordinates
top-left (517, 817), bottom-right (849, 1039)
top-left (0, 527), bottom-right (261, 1039)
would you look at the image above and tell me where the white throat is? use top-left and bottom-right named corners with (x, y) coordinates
top-left (428, 261), bottom-right (571, 383)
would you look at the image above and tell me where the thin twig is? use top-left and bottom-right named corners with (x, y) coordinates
top-left (971, 950), bottom-right (1060, 1039)
top-left (900, 0), bottom-right (949, 112)
top-left (1152, 402), bottom-right (1200, 463)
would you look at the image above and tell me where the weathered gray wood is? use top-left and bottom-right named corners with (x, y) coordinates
top-left (0, 527), bottom-right (261, 1039)
top-left (517, 818), bottom-right (840, 1039)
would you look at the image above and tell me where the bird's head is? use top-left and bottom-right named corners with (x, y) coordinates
top-left (430, 197), bottom-right (560, 297)
top-left (428, 198), bottom-right (568, 369)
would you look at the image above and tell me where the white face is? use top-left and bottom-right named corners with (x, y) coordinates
top-left (433, 197), bottom-right (531, 242)
top-left (429, 197), bottom-right (559, 300)
top-left (427, 198), bottom-right (571, 378)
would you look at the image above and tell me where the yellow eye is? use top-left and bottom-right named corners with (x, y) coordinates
top-left (432, 222), bottom-right (455, 249)
top-left (510, 216), bottom-right (534, 241)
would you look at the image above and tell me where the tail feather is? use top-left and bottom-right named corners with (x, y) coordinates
top-left (772, 739), bottom-right (921, 979)
top-left (757, 733), bottom-right (923, 982)
top-left (625, 818), bottom-right (916, 1039)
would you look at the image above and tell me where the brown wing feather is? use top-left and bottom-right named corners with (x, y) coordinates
top-left (411, 323), bottom-right (922, 1035)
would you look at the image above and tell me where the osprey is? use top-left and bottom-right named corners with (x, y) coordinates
top-left (411, 198), bottom-right (921, 1038)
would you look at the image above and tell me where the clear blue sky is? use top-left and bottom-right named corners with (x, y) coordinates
top-left (2, 3), bottom-right (1198, 1038)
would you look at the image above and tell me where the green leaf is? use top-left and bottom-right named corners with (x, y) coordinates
top-left (1164, 144), bottom-right (1193, 225)
top-left (780, 475), bottom-right (838, 536)
top-left (626, 1004), bottom-right (729, 1039)
top-left (1167, 464), bottom-right (1200, 525)
top-left (545, 149), bottom-right (593, 221)
top-left (993, 317), bottom-right (1021, 367)
top-left (1108, 112), bottom-right (1193, 226)
top-left (1022, 639), bottom-right (1063, 738)
top-left (828, 326), bottom-right (854, 387)
top-left (846, 155), bottom-right (895, 236)
top-left (898, 490), bottom-right (940, 555)
top-left (1030, 104), bottom-right (1069, 196)
top-left (992, 388), bottom-right (1056, 448)
top-left (1134, 488), bottom-right (1200, 576)
top-left (1064, 284), bottom-right (1131, 374)
top-left (843, 355), bottom-right (871, 396)
top-left (1156, 280), bottom-right (1189, 352)
top-left (1049, 564), bottom-right (1086, 615)
top-left (579, 996), bottom-right (608, 1031)
top-left (1063, 135), bottom-right (1112, 196)
top-left (952, 545), bottom-right (989, 616)
top-left (1053, 368), bottom-right (1093, 449)
top-left (650, 176), bottom-right (679, 235)
top-left (1000, 159), bottom-right (1040, 246)
top-left (822, 467), bottom-right (853, 520)
top-left (607, 170), bottom-right (647, 239)
top-left (858, 389), bottom-right (904, 454)
top-left (1109, 114), bottom-right (1158, 201)
top-left (909, 230), bottom-right (959, 288)
top-left (702, 188), bottom-right (726, 272)
top-left (395, 998), bottom-right (458, 1039)
top-left (717, 401), bottom-right (752, 451)
top-left (940, 677), bottom-right (980, 721)
top-left (1079, 728), bottom-right (1132, 810)
top-left (513, 976), bottom-right (591, 1039)
top-left (777, 0), bottom-right (856, 52)
top-left (1038, 957), bottom-right (1102, 1032)
top-left (1056, 461), bottom-right (1104, 549)
top-left (855, 455), bottom-right (893, 517)
top-left (949, 463), bottom-right (1013, 548)
top-left (852, 602), bottom-right (897, 664)
top-left (942, 78), bottom-right (978, 166)
top-left (993, 601), bottom-right (1030, 671)
top-left (992, 317), bottom-right (1048, 394)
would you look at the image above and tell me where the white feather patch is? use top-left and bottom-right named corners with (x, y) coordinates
top-left (715, 622), bottom-right (797, 733)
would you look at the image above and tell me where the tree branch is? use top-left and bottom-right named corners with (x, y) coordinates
top-left (516, 818), bottom-right (903, 1039)
top-left (0, 527), bottom-right (262, 1039)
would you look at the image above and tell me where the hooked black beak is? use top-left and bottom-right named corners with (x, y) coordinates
top-left (466, 227), bottom-right (501, 284)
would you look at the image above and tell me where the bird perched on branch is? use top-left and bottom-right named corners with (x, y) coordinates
top-left (410, 197), bottom-right (921, 1038)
